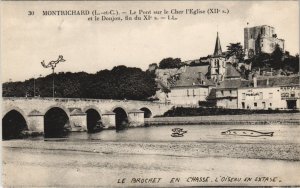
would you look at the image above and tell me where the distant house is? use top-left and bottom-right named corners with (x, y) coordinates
top-left (168, 66), bottom-right (215, 106)
top-left (207, 62), bottom-right (244, 109)
top-left (214, 79), bottom-right (249, 109)
top-left (238, 75), bottom-right (300, 110)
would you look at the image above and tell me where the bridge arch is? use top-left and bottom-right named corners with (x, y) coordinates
top-left (83, 106), bottom-right (102, 132)
top-left (44, 106), bottom-right (70, 138)
top-left (112, 106), bottom-right (128, 131)
top-left (140, 107), bottom-right (153, 118)
top-left (2, 108), bottom-right (28, 140)
top-left (2, 106), bottom-right (28, 120)
top-left (43, 104), bottom-right (71, 119)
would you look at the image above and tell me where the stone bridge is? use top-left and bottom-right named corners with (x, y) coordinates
top-left (2, 97), bottom-right (173, 138)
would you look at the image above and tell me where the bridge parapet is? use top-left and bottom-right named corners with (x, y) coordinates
top-left (2, 97), bottom-right (173, 135)
top-left (3, 97), bottom-right (173, 116)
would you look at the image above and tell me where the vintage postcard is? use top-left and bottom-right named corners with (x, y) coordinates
top-left (1, 0), bottom-right (300, 187)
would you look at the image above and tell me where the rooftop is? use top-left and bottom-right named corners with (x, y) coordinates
top-left (170, 65), bottom-right (214, 88)
top-left (225, 63), bottom-right (241, 78)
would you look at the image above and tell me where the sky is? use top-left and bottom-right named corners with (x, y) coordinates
top-left (1, 1), bottom-right (299, 82)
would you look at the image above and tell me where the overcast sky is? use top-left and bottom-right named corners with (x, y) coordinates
top-left (2, 1), bottom-right (299, 82)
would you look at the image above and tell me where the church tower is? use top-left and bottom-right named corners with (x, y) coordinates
top-left (208, 32), bottom-right (226, 82)
top-left (213, 32), bottom-right (222, 56)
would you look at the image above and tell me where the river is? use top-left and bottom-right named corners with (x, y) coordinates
top-left (2, 124), bottom-right (300, 187)
top-left (27, 124), bottom-right (300, 144)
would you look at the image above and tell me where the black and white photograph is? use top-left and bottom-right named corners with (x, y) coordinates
top-left (1, 0), bottom-right (300, 187)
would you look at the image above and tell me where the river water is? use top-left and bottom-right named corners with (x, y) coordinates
top-left (38, 124), bottom-right (300, 144)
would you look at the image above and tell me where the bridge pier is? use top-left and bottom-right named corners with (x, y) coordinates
top-left (27, 110), bottom-right (44, 132)
top-left (128, 110), bottom-right (144, 127)
top-left (69, 109), bottom-right (87, 131)
top-left (102, 111), bottom-right (116, 129)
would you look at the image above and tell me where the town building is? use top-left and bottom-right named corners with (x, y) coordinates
top-left (167, 66), bottom-right (215, 106)
top-left (209, 65), bottom-right (245, 109)
top-left (244, 25), bottom-right (285, 57)
top-left (237, 75), bottom-right (300, 110)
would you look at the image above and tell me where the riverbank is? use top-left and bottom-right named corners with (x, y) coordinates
top-left (146, 113), bottom-right (300, 126)
top-left (2, 140), bottom-right (300, 187)
top-left (2, 139), bottom-right (300, 161)
top-left (3, 123), bottom-right (300, 187)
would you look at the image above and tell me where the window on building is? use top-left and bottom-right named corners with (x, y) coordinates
top-left (254, 102), bottom-right (257, 107)
top-left (242, 93), bottom-right (246, 100)
top-left (242, 102), bottom-right (245, 109)
top-left (221, 90), bottom-right (224, 96)
top-left (193, 89), bottom-right (195, 97)
top-left (270, 103), bottom-right (272, 107)
top-left (187, 90), bottom-right (189, 96)
top-left (229, 90), bottom-right (232, 94)
top-left (269, 93), bottom-right (273, 99)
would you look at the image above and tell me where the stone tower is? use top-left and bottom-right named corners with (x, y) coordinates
top-left (209, 32), bottom-right (226, 82)
top-left (213, 32), bottom-right (222, 56)
top-left (244, 25), bottom-right (284, 57)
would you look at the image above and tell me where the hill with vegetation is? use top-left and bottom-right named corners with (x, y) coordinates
top-left (3, 66), bottom-right (157, 100)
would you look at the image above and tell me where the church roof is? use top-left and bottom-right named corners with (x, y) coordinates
top-left (225, 63), bottom-right (241, 78)
top-left (213, 32), bottom-right (222, 56)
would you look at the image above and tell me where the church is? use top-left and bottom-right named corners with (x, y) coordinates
top-left (160, 32), bottom-right (241, 107)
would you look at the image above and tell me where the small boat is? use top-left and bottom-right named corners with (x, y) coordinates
top-left (221, 129), bottom-right (274, 137)
top-left (171, 128), bottom-right (187, 137)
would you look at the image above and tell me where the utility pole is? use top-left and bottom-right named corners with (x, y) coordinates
top-left (41, 55), bottom-right (66, 98)
top-left (52, 68), bottom-right (55, 98)
top-left (33, 76), bottom-right (36, 97)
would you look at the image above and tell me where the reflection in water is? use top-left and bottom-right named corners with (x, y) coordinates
top-left (43, 124), bottom-right (299, 144)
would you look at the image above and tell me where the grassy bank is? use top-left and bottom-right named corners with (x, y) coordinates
top-left (146, 112), bottom-right (300, 126)
top-left (158, 107), bottom-right (300, 117)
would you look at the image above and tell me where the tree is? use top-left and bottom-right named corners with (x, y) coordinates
top-left (3, 66), bottom-right (157, 100)
top-left (283, 54), bottom-right (299, 73)
top-left (271, 44), bottom-right (284, 69)
top-left (158, 58), bottom-right (182, 69)
top-left (147, 63), bottom-right (158, 73)
top-left (226, 43), bottom-right (244, 61)
top-left (252, 53), bottom-right (270, 68)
